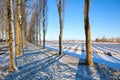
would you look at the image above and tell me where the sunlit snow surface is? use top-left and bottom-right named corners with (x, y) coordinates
top-left (45, 42), bottom-right (120, 70)
top-left (0, 42), bottom-right (120, 80)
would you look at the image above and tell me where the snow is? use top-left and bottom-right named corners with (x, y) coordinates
top-left (46, 45), bottom-right (120, 70)
top-left (0, 43), bottom-right (120, 80)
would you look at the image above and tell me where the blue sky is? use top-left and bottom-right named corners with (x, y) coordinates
top-left (46, 0), bottom-right (120, 40)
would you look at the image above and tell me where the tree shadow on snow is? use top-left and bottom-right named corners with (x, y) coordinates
top-left (75, 59), bottom-right (96, 80)
top-left (2, 47), bottom-right (120, 80)
top-left (4, 53), bottom-right (64, 80)
top-left (75, 58), bottom-right (120, 80)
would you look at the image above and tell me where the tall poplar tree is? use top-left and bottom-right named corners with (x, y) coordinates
top-left (7, 0), bottom-right (17, 70)
top-left (84, 0), bottom-right (93, 66)
top-left (15, 0), bottom-right (22, 56)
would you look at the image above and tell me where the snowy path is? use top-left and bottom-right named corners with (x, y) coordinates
top-left (0, 43), bottom-right (120, 80)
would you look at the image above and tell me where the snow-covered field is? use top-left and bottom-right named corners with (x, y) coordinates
top-left (46, 41), bottom-right (120, 55)
top-left (0, 42), bottom-right (120, 80)
top-left (45, 41), bottom-right (120, 69)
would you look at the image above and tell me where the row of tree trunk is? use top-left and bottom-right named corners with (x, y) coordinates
top-left (27, 0), bottom-right (93, 66)
top-left (3, 0), bottom-right (93, 71)
top-left (6, 0), bottom-right (27, 71)
top-left (56, 0), bottom-right (93, 66)
top-left (27, 0), bottom-right (47, 49)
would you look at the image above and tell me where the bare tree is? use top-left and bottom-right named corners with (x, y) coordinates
top-left (26, 0), bottom-right (42, 45)
top-left (34, 0), bottom-right (41, 45)
top-left (0, 0), bottom-right (9, 44)
top-left (36, 0), bottom-right (42, 45)
top-left (20, 0), bottom-right (27, 48)
top-left (37, 10), bottom-right (42, 45)
top-left (28, 9), bottom-right (36, 42)
top-left (56, 0), bottom-right (65, 55)
top-left (84, 0), bottom-right (93, 66)
top-left (41, 0), bottom-right (47, 48)
top-left (0, 0), bottom-right (7, 43)
top-left (6, 0), bottom-right (17, 70)
top-left (15, 0), bottom-right (22, 56)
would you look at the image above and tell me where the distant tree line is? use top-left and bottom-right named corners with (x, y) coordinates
top-left (95, 37), bottom-right (120, 43)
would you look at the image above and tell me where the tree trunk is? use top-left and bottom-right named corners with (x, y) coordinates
top-left (84, 0), bottom-right (93, 66)
top-left (43, 18), bottom-right (45, 49)
top-left (1, 7), bottom-right (4, 43)
top-left (21, 0), bottom-right (26, 48)
top-left (39, 21), bottom-right (41, 46)
top-left (58, 0), bottom-right (63, 55)
top-left (7, 0), bottom-right (17, 70)
top-left (1, 27), bottom-right (4, 42)
top-left (16, 0), bottom-right (22, 56)
top-left (42, 0), bottom-right (47, 49)
top-left (38, 19), bottom-right (41, 45)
